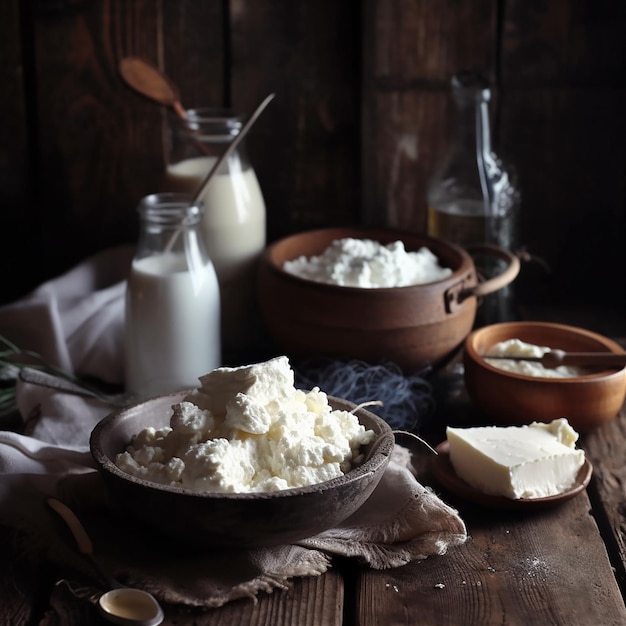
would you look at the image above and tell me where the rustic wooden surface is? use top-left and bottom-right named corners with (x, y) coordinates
top-left (357, 495), bottom-right (625, 626)
top-left (1, 306), bottom-right (625, 625)
top-left (2, 400), bottom-right (626, 625)
top-left (0, 3), bottom-right (625, 618)
top-left (0, 0), bottom-right (623, 315)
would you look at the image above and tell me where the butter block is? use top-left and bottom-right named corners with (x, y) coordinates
top-left (446, 418), bottom-right (585, 499)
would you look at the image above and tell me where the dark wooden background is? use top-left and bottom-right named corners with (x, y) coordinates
top-left (1, 0), bottom-right (624, 314)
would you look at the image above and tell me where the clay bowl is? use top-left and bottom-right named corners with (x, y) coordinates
top-left (90, 392), bottom-right (394, 549)
top-left (257, 227), bottom-right (519, 372)
top-left (463, 321), bottom-right (626, 432)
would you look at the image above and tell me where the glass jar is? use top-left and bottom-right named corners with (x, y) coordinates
top-left (162, 109), bottom-right (267, 361)
top-left (427, 70), bottom-right (520, 325)
top-left (124, 192), bottom-right (221, 398)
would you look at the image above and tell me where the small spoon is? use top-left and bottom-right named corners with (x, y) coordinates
top-left (119, 56), bottom-right (187, 120)
top-left (484, 350), bottom-right (626, 369)
top-left (48, 498), bottom-right (164, 626)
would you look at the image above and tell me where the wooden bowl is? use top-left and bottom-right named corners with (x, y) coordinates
top-left (463, 322), bottom-right (626, 432)
top-left (90, 392), bottom-right (393, 549)
top-left (257, 227), bottom-right (518, 372)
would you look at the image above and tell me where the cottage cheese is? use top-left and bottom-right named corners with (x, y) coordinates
top-left (485, 338), bottom-right (584, 378)
top-left (115, 356), bottom-right (375, 493)
top-left (283, 237), bottom-right (452, 287)
top-left (447, 419), bottom-right (585, 499)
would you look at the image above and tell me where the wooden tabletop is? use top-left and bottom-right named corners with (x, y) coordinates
top-left (2, 308), bottom-right (626, 626)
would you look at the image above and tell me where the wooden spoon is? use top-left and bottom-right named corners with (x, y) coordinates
top-left (119, 56), bottom-right (187, 120)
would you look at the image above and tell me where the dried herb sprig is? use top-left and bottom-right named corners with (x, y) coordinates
top-left (0, 335), bottom-right (116, 414)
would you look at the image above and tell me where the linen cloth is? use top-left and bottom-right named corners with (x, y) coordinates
top-left (0, 248), bottom-right (467, 609)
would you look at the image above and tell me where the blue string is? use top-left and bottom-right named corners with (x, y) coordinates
top-left (294, 359), bottom-right (436, 432)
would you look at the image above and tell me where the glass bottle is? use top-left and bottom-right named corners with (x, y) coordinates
top-left (124, 192), bottom-right (221, 398)
top-left (427, 70), bottom-right (520, 325)
top-left (162, 109), bottom-right (267, 362)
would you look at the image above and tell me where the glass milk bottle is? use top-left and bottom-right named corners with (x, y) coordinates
top-left (124, 193), bottom-right (221, 398)
top-left (427, 70), bottom-right (520, 325)
top-left (162, 109), bottom-right (266, 361)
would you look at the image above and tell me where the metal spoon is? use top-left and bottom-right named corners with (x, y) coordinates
top-left (483, 350), bottom-right (626, 369)
top-left (190, 92), bottom-right (275, 205)
top-left (119, 56), bottom-right (187, 120)
top-left (48, 498), bottom-right (164, 626)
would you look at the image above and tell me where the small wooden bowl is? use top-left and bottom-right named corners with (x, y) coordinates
top-left (463, 322), bottom-right (626, 432)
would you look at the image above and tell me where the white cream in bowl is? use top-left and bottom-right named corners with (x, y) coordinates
top-left (282, 237), bottom-right (452, 287)
top-left (485, 338), bottom-right (585, 378)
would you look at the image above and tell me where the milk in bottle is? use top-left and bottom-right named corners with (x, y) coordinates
top-left (124, 193), bottom-right (221, 398)
top-left (163, 109), bottom-right (266, 361)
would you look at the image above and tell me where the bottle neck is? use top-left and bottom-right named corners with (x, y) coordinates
top-left (454, 99), bottom-right (491, 155)
top-left (135, 193), bottom-right (206, 258)
top-left (174, 108), bottom-right (243, 144)
top-left (167, 108), bottom-right (250, 169)
top-left (451, 76), bottom-right (495, 212)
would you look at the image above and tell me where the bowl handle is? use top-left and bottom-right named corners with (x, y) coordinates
top-left (461, 244), bottom-right (521, 300)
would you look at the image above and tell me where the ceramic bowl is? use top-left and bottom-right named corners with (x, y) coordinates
top-left (90, 392), bottom-right (394, 548)
top-left (257, 227), bottom-right (519, 372)
top-left (463, 321), bottom-right (626, 432)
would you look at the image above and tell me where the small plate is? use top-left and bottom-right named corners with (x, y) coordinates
top-left (430, 440), bottom-right (593, 510)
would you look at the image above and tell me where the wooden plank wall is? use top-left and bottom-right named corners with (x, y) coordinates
top-left (1, 0), bottom-right (624, 314)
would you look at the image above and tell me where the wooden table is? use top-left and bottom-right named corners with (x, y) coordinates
top-left (2, 308), bottom-right (626, 626)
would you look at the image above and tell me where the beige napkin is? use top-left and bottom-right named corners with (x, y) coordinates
top-left (0, 244), bottom-right (133, 386)
top-left (0, 247), bottom-right (467, 609)
top-left (38, 445), bottom-right (466, 609)
top-left (1, 369), bottom-right (467, 609)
